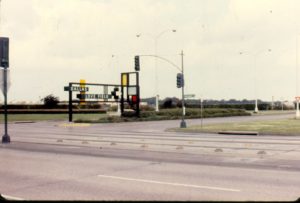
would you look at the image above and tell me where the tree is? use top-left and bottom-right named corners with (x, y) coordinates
top-left (41, 94), bottom-right (59, 108)
top-left (162, 97), bottom-right (180, 108)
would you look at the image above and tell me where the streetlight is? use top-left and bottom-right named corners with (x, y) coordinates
top-left (239, 48), bottom-right (271, 113)
top-left (296, 34), bottom-right (300, 118)
top-left (136, 29), bottom-right (176, 112)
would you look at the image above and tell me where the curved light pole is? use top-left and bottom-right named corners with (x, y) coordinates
top-left (136, 29), bottom-right (176, 112)
top-left (240, 48), bottom-right (271, 113)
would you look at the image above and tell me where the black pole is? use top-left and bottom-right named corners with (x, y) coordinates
top-left (2, 67), bottom-right (10, 143)
top-left (180, 50), bottom-right (186, 128)
top-left (200, 98), bottom-right (203, 129)
top-left (136, 72), bottom-right (140, 117)
top-left (120, 73), bottom-right (124, 116)
top-left (68, 83), bottom-right (73, 122)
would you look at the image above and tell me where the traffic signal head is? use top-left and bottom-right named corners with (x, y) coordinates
top-left (131, 95), bottom-right (138, 103)
top-left (134, 55), bottom-right (140, 71)
top-left (176, 73), bottom-right (184, 88)
top-left (0, 37), bottom-right (9, 68)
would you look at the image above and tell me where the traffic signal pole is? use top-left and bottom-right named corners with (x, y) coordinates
top-left (136, 52), bottom-right (187, 128)
top-left (180, 50), bottom-right (187, 128)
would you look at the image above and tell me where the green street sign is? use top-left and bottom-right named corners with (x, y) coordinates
top-left (64, 86), bottom-right (89, 92)
top-left (184, 94), bottom-right (195, 98)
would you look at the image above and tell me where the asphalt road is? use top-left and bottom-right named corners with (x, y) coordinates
top-left (0, 113), bottom-right (300, 201)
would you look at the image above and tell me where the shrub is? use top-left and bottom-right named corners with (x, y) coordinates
top-left (161, 97), bottom-right (180, 109)
top-left (41, 94), bottom-right (59, 108)
top-left (140, 105), bottom-right (155, 111)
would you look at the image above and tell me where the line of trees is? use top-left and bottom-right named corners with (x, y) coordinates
top-left (142, 97), bottom-right (295, 110)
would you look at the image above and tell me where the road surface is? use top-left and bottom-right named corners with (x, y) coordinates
top-left (0, 113), bottom-right (300, 201)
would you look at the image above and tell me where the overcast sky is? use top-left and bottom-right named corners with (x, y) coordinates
top-left (1, 0), bottom-right (300, 103)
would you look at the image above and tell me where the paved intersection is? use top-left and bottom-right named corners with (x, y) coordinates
top-left (0, 113), bottom-right (300, 200)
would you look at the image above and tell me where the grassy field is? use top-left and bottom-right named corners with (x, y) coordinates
top-left (0, 114), bottom-right (107, 122)
top-left (169, 119), bottom-right (300, 136)
top-left (0, 108), bottom-right (250, 123)
top-left (247, 110), bottom-right (295, 116)
top-left (75, 108), bottom-right (251, 123)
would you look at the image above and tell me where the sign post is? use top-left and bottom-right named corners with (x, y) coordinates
top-left (120, 72), bottom-right (140, 117)
top-left (295, 96), bottom-right (300, 119)
top-left (1, 37), bottom-right (10, 143)
top-left (64, 82), bottom-right (123, 122)
top-left (200, 98), bottom-right (203, 128)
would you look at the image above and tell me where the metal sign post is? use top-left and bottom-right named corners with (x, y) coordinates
top-left (200, 98), bottom-right (203, 129)
top-left (2, 67), bottom-right (9, 143)
top-left (295, 96), bottom-right (300, 119)
top-left (120, 72), bottom-right (140, 117)
top-left (1, 37), bottom-right (10, 143)
top-left (64, 82), bottom-right (122, 122)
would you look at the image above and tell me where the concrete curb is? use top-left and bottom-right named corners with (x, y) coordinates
top-left (0, 194), bottom-right (23, 200)
top-left (218, 131), bottom-right (259, 136)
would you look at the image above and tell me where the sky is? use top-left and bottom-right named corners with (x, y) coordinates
top-left (1, 0), bottom-right (300, 103)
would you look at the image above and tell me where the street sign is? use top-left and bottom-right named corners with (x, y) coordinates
top-left (64, 86), bottom-right (89, 92)
top-left (76, 93), bottom-right (112, 100)
top-left (184, 94), bottom-right (195, 98)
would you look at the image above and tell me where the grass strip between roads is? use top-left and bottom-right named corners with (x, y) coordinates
top-left (169, 119), bottom-right (300, 136)
top-left (0, 114), bottom-right (107, 122)
top-left (0, 108), bottom-right (249, 123)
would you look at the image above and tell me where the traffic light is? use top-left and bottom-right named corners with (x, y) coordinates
top-left (131, 95), bottom-right (137, 104)
top-left (111, 87), bottom-right (119, 100)
top-left (0, 37), bottom-right (9, 68)
top-left (176, 73), bottom-right (184, 88)
top-left (134, 55), bottom-right (140, 71)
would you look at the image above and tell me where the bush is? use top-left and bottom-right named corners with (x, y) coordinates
top-left (161, 97), bottom-right (180, 109)
top-left (140, 105), bottom-right (155, 111)
top-left (41, 94), bottom-right (59, 109)
top-left (78, 103), bottom-right (102, 109)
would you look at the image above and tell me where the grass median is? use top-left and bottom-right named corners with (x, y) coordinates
top-left (0, 114), bottom-right (107, 122)
top-left (75, 108), bottom-right (251, 123)
top-left (0, 108), bottom-right (250, 123)
top-left (168, 119), bottom-right (300, 136)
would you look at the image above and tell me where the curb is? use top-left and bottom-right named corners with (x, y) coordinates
top-left (218, 131), bottom-right (259, 136)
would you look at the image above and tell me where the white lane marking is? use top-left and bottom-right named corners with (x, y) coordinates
top-left (1, 194), bottom-right (24, 200)
top-left (97, 174), bottom-right (240, 192)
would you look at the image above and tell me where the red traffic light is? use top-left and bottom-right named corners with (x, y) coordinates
top-left (131, 95), bottom-right (138, 103)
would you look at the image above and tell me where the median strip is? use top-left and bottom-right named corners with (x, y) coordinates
top-left (169, 119), bottom-right (300, 136)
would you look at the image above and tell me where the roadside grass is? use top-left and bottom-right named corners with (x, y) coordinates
top-left (0, 114), bottom-right (107, 122)
top-left (169, 119), bottom-right (300, 135)
top-left (75, 108), bottom-right (251, 123)
top-left (0, 108), bottom-right (286, 125)
top-left (246, 110), bottom-right (295, 116)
